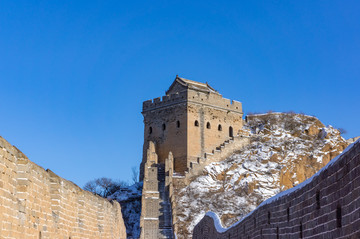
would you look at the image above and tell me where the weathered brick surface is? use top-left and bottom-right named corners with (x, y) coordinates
top-left (193, 140), bottom-right (360, 239)
top-left (140, 77), bottom-right (244, 179)
top-left (0, 136), bottom-right (126, 239)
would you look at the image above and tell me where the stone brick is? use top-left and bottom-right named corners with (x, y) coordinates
top-left (193, 141), bottom-right (360, 239)
top-left (140, 76), bottom-right (244, 179)
top-left (0, 136), bottom-right (126, 239)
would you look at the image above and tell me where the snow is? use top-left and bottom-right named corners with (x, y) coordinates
top-left (175, 113), bottom-right (348, 238)
top-left (202, 138), bottom-right (359, 234)
top-left (258, 137), bottom-right (359, 208)
top-left (108, 182), bottom-right (142, 239)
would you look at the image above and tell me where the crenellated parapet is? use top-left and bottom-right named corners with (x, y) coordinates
top-left (141, 76), bottom-right (245, 179)
top-left (186, 90), bottom-right (242, 113)
top-left (140, 76), bottom-right (246, 238)
top-left (142, 91), bottom-right (188, 112)
top-left (183, 135), bottom-right (250, 185)
top-left (142, 87), bottom-right (242, 114)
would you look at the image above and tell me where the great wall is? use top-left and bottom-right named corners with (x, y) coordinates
top-left (1, 76), bottom-right (359, 238)
top-left (193, 139), bottom-right (360, 238)
top-left (139, 77), bottom-right (252, 238)
top-left (0, 136), bottom-right (126, 239)
top-left (139, 76), bottom-right (360, 238)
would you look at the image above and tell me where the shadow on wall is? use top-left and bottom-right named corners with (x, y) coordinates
top-left (193, 139), bottom-right (360, 239)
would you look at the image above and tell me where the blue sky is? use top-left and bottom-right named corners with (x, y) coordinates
top-left (0, 1), bottom-right (359, 187)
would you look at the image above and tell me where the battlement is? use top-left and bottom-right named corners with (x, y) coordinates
top-left (187, 90), bottom-right (242, 113)
top-left (183, 135), bottom-right (250, 184)
top-left (142, 89), bottom-right (242, 114)
top-left (142, 91), bottom-right (188, 112)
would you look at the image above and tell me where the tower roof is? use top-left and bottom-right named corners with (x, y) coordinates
top-left (166, 75), bottom-right (219, 95)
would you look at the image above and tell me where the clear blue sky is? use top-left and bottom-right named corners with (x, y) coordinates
top-left (0, 1), bottom-right (359, 187)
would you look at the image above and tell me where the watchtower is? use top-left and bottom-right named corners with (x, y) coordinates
top-left (140, 76), bottom-right (244, 179)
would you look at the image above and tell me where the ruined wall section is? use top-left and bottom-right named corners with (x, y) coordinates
top-left (140, 142), bottom-right (160, 239)
top-left (0, 136), bottom-right (126, 239)
top-left (193, 140), bottom-right (360, 239)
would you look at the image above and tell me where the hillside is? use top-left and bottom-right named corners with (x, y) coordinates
top-left (174, 112), bottom-right (348, 238)
top-left (109, 182), bottom-right (142, 239)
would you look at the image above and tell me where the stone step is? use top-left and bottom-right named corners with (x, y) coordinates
top-left (157, 163), bottom-right (173, 238)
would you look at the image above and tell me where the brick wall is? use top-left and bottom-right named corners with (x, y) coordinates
top-left (0, 136), bottom-right (126, 239)
top-left (193, 140), bottom-right (360, 239)
top-left (141, 79), bottom-right (244, 178)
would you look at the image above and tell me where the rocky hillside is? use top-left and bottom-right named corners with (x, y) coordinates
top-left (175, 112), bottom-right (348, 239)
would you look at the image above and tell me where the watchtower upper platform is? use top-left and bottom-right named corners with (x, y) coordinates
top-left (142, 76), bottom-right (242, 114)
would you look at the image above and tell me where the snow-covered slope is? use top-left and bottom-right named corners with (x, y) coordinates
top-left (109, 182), bottom-right (142, 239)
top-left (175, 113), bottom-right (348, 239)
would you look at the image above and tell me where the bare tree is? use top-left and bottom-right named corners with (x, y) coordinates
top-left (132, 166), bottom-right (139, 183)
top-left (95, 177), bottom-right (114, 197)
top-left (83, 180), bottom-right (99, 195)
top-left (84, 177), bottom-right (128, 197)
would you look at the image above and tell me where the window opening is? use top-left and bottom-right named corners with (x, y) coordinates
top-left (218, 124), bottom-right (222, 131)
top-left (206, 122), bottom-right (211, 129)
top-left (195, 120), bottom-right (199, 127)
top-left (229, 126), bottom-right (233, 137)
top-left (337, 205), bottom-right (342, 228)
top-left (287, 207), bottom-right (290, 222)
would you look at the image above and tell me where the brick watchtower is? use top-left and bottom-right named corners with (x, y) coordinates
top-left (140, 76), bottom-right (244, 180)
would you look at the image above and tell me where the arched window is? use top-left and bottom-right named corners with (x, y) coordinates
top-left (206, 122), bottom-right (211, 129)
top-left (177, 120), bottom-right (180, 128)
top-left (149, 127), bottom-right (153, 134)
top-left (162, 124), bottom-right (166, 131)
top-left (194, 120), bottom-right (199, 127)
top-left (218, 124), bottom-right (222, 131)
top-left (229, 126), bottom-right (233, 137)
